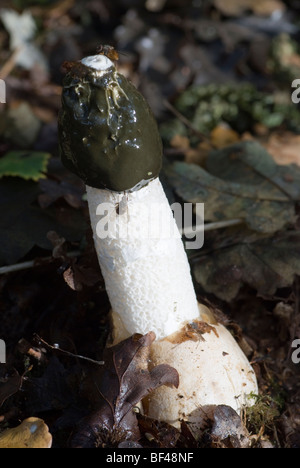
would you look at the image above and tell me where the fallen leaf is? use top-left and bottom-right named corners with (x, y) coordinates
top-left (0, 367), bottom-right (23, 408)
top-left (71, 333), bottom-right (179, 448)
top-left (210, 124), bottom-right (240, 149)
top-left (252, 0), bottom-right (286, 16)
top-left (280, 410), bottom-right (300, 448)
top-left (63, 263), bottom-right (101, 291)
top-left (137, 413), bottom-right (181, 448)
top-left (206, 141), bottom-right (300, 200)
top-left (211, 405), bottom-right (250, 448)
top-left (46, 231), bottom-right (67, 259)
top-left (213, 0), bottom-right (285, 17)
top-left (265, 132), bottom-right (300, 166)
top-left (193, 231), bottom-right (300, 302)
top-left (170, 134), bottom-right (210, 166)
top-left (38, 178), bottom-right (85, 209)
top-left (165, 141), bottom-right (299, 234)
top-left (0, 151), bottom-right (50, 181)
top-left (0, 417), bottom-right (52, 448)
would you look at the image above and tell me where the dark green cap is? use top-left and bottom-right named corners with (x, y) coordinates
top-left (58, 58), bottom-right (162, 192)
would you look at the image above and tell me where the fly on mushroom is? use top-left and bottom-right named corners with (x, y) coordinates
top-left (96, 45), bottom-right (119, 62)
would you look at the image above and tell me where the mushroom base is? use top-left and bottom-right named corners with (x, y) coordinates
top-left (110, 304), bottom-right (258, 436)
top-left (144, 318), bottom-right (258, 435)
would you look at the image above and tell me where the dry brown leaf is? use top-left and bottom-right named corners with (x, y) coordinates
top-left (0, 417), bottom-right (52, 448)
top-left (71, 332), bottom-right (179, 448)
top-left (264, 132), bottom-right (300, 166)
top-left (213, 0), bottom-right (285, 17)
top-left (252, 0), bottom-right (285, 16)
top-left (170, 134), bottom-right (211, 165)
top-left (211, 405), bottom-right (251, 448)
top-left (210, 124), bottom-right (240, 149)
top-left (170, 134), bottom-right (190, 150)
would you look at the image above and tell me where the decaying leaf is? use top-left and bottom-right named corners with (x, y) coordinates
top-left (0, 367), bottom-right (23, 408)
top-left (71, 333), bottom-right (179, 448)
top-left (194, 231), bottom-right (300, 302)
top-left (213, 0), bottom-right (285, 17)
top-left (166, 141), bottom-right (299, 234)
top-left (206, 141), bottom-right (300, 201)
top-left (38, 178), bottom-right (85, 209)
top-left (265, 132), bottom-right (300, 166)
top-left (63, 263), bottom-right (101, 291)
top-left (210, 405), bottom-right (251, 448)
top-left (137, 414), bottom-right (181, 448)
top-left (0, 417), bottom-right (52, 448)
top-left (210, 124), bottom-right (240, 149)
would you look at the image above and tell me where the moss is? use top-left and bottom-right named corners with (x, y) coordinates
top-left (161, 83), bottom-right (300, 141)
top-left (244, 392), bottom-right (282, 434)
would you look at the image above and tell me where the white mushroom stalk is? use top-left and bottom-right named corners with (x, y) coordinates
top-left (58, 52), bottom-right (258, 434)
top-left (86, 179), bottom-right (200, 341)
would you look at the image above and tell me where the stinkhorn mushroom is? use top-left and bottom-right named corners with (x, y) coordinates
top-left (58, 51), bottom-right (258, 434)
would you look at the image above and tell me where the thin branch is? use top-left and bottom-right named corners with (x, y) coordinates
top-left (0, 250), bottom-right (80, 275)
top-left (34, 334), bottom-right (104, 366)
top-left (163, 99), bottom-right (216, 147)
top-left (0, 220), bottom-right (244, 276)
top-left (180, 218), bottom-right (243, 236)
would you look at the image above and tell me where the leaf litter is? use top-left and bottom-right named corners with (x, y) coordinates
top-left (70, 332), bottom-right (179, 448)
top-left (166, 141), bottom-right (299, 234)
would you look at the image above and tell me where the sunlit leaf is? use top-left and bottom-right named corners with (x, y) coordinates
top-left (0, 151), bottom-right (50, 181)
top-left (0, 417), bottom-right (52, 449)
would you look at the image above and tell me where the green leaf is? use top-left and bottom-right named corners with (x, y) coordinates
top-left (193, 232), bottom-right (300, 302)
top-left (0, 151), bottom-right (51, 181)
top-left (165, 141), bottom-right (299, 234)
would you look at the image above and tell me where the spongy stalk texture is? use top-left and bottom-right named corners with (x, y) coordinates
top-left (86, 178), bottom-right (199, 340)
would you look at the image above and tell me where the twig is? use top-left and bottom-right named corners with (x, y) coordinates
top-left (0, 219), bottom-right (244, 276)
top-left (34, 334), bottom-right (104, 366)
top-left (180, 218), bottom-right (243, 236)
top-left (0, 250), bottom-right (80, 275)
top-left (163, 99), bottom-right (216, 147)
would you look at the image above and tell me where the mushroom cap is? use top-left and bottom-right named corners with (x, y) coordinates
top-left (58, 56), bottom-right (162, 192)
